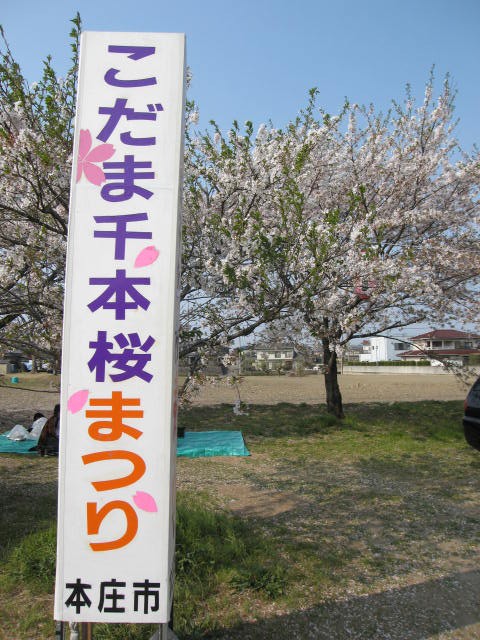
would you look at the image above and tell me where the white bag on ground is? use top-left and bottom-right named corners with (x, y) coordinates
top-left (7, 424), bottom-right (31, 441)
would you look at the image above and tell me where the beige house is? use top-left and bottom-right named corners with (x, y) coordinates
top-left (398, 329), bottom-right (480, 366)
top-left (253, 344), bottom-right (297, 371)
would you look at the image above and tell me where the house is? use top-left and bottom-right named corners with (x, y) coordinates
top-left (252, 343), bottom-right (298, 371)
top-left (398, 329), bottom-right (480, 366)
top-left (0, 351), bottom-right (29, 374)
top-left (359, 336), bottom-right (411, 362)
top-left (179, 346), bottom-right (231, 376)
top-left (343, 343), bottom-right (363, 362)
top-left (0, 359), bottom-right (14, 375)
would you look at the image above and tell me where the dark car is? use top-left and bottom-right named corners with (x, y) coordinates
top-left (463, 377), bottom-right (480, 451)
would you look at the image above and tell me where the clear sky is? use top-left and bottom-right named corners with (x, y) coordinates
top-left (2, 0), bottom-right (479, 150)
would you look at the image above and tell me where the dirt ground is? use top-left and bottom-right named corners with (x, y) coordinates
top-left (0, 389), bottom-right (59, 432)
top-left (0, 372), bottom-right (469, 431)
top-left (191, 372), bottom-right (470, 406)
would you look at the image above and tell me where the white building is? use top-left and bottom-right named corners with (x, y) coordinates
top-left (359, 336), bottom-right (411, 363)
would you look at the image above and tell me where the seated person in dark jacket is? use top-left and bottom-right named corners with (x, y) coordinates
top-left (38, 404), bottom-right (60, 456)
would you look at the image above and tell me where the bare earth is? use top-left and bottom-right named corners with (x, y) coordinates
top-left (191, 372), bottom-right (470, 406)
top-left (0, 373), bottom-right (469, 432)
top-left (0, 389), bottom-right (59, 432)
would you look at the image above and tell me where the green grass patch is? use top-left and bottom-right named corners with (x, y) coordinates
top-left (174, 492), bottom-right (290, 637)
top-left (3, 524), bottom-right (57, 591)
top-left (0, 372), bottom-right (60, 391)
top-left (179, 400), bottom-right (463, 445)
top-left (179, 402), bottom-right (342, 438)
top-left (230, 563), bottom-right (288, 598)
top-left (0, 489), bottom-right (290, 640)
top-left (93, 622), bottom-right (157, 640)
top-left (1, 399), bottom-right (478, 639)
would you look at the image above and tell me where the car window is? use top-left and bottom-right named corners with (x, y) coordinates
top-left (469, 378), bottom-right (480, 402)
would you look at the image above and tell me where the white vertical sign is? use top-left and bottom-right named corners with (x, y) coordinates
top-left (55, 32), bottom-right (185, 623)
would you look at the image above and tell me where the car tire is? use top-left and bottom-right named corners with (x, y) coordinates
top-left (464, 422), bottom-right (480, 452)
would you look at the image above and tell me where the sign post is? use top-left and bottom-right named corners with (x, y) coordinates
top-left (55, 31), bottom-right (185, 628)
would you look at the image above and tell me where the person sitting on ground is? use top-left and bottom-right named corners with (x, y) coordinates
top-left (38, 404), bottom-right (60, 457)
top-left (7, 412), bottom-right (47, 441)
top-left (29, 412), bottom-right (47, 437)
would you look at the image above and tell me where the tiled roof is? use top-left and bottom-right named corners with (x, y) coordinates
top-left (411, 329), bottom-right (480, 340)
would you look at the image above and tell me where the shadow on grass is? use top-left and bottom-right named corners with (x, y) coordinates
top-left (179, 400), bottom-right (464, 440)
top-left (180, 402), bottom-right (340, 437)
top-left (227, 413), bottom-right (480, 595)
top-left (207, 569), bottom-right (480, 640)
top-left (0, 475), bottom-right (57, 559)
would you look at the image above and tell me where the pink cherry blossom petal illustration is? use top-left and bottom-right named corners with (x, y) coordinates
top-left (83, 162), bottom-right (106, 186)
top-left (134, 246), bottom-right (159, 268)
top-left (86, 143), bottom-right (115, 162)
top-left (68, 389), bottom-right (89, 414)
top-left (133, 491), bottom-right (158, 512)
top-left (78, 129), bottom-right (92, 160)
top-left (77, 129), bottom-right (115, 184)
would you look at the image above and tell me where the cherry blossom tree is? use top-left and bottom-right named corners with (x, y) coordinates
top-left (199, 82), bottom-right (480, 418)
top-left (0, 18), bottom-right (325, 383)
top-left (1, 17), bottom-right (478, 419)
top-left (288, 81), bottom-right (480, 417)
top-left (180, 110), bottom-right (333, 364)
top-left (196, 78), bottom-right (480, 417)
top-left (0, 17), bottom-right (78, 369)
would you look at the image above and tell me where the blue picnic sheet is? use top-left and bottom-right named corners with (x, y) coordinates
top-left (177, 430), bottom-right (250, 458)
top-left (0, 430), bottom-right (250, 458)
top-left (0, 431), bottom-right (38, 454)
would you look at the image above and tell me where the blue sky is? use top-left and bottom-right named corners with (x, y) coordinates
top-left (2, 0), bottom-right (480, 150)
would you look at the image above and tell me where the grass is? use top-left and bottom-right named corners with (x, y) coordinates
top-left (1, 400), bottom-right (480, 639)
top-left (0, 372), bottom-right (60, 392)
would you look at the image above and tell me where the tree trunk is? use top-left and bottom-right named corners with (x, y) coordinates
top-left (322, 338), bottom-right (344, 418)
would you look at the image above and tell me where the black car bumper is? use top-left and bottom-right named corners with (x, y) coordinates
top-left (463, 418), bottom-right (480, 451)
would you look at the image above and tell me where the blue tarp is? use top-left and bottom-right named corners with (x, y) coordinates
top-left (0, 430), bottom-right (250, 458)
top-left (177, 430), bottom-right (250, 458)
top-left (0, 432), bottom-right (38, 454)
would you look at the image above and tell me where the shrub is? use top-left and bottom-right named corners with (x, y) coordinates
top-left (344, 360), bottom-right (431, 366)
